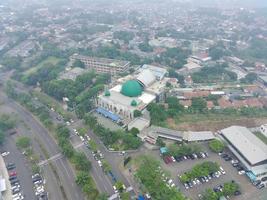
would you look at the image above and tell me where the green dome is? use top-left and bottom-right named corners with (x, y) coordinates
top-left (105, 90), bottom-right (110, 96)
top-left (121, 80), bottom-right (143, 97)
top-left (131, 100), bottom-right (137, 106)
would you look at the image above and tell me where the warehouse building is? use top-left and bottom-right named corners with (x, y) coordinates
top-left (220, 126), bottom-right (267, 180)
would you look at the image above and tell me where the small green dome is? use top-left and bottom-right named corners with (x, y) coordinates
top-left (121, 80), bottom-right (143, 97)
top-left (131, 100), bottom-right (137, 106)
top-left (105, 90), bottom-right (110, 96)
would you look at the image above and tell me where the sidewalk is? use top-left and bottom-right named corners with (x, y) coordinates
top-left (0, 155), bottom-right (12, 200)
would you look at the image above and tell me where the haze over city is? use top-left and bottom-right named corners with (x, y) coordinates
top-left (0, 0), bottom-right (266, 200)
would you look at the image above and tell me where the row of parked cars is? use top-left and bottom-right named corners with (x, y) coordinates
top-left (163, 152), bottom-right (209, 164)
top-left (156, 166), bottom-right (176, 189)
top-left (219, 152), bottom-right (266, 190)
top-left (219, 153), bottom-right (246, 175)
top-left (180, 166), bottom-right (226, 190)
top-left (32, 173), bottom-right (48, 200)
top-left (6, 163), bottom-right (24, 200)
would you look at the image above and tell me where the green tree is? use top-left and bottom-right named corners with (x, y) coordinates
top-left (191, 97), bottom-right (207, 112)
top-left (96, 194), bottom-right (108, 200)
top-left (73, 59), bottom-right (85, 68)
top-left (133, 110), bottom-right (142, 118)
top-left (240, 73), bottom-right (258, 84)
top-left (130, 127), bottom-right (139, 136)
top-left (156, 138), bottom-right (166, 147)
top-left (73, 152), bottom-right (91, 171)
top-left (16, 136), bottom-right (31, 149)
top-left (223, 182), bottom-right (239, 196)
top-left (208, 139), bottom-right (225, 153)
top-left (202, 188), bottom-right (219, 200)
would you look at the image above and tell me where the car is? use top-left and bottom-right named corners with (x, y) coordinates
top-left (1, 151), bottom-right (10, 157)
top-left (183, 156), bottom-right (187, 160)
top-left (193, 153), bottom-right (198, 159)
top-left (195, 178), bottom-right (200, 185)
top-left (97, 160), bottom-right (102, 167)
top-left (66, 121), bottom-right (70, 126)
top-left (261, 176), bottom-right (267, 182)
top-left (234, 191), bottom-right (241, 196)
top-left (9, 171), bottom-right (17, 177)
top-left (7, 163), bottom-right (16, 170)
top-left (10, 179), bottom-right (19, 186)
top-left (85, 135), bottom-right (91, 141)
top-left (183, 183), bottom-right (189, 189)
top-left (168, 179), bottom-right (173, 185)
top-left (232, 163), bottom-right (238, 167)
top-left (257, 184), bottom-right (265, 189)
top-left (222, 154), bottom-right (229, 158)
top-left (9, 176), bottom-right (17, 181)
top-left (231, 159), bottom-right (239, 164)
top-left (113, 185), bottom-right (118, 193)
top-left (171, 156), bottom-right (176, 162)
top-left (224, 157), bottom-right (232, 161)
top-left (188, 181), bottom-right (193, 188)
top-left (253, 180), bottom-right (261, 186)
top-left (12, 187), bottom-right (21, 194)
top-left (238, 170), bottom-right (246, 175)
top-left (79, 136), bottom-right (85, 142)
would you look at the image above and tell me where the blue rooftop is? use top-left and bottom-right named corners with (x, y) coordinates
top-left (138, 195), bottom-right (145, 200)
top-left (160, 147), bottom-right (168, 154)
top-left (96, 107), bottom-right (120, 122)
top-left (246, 171), bottom-right (257, 182)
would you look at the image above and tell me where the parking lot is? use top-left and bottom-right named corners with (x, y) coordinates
top-left (156, 143), bottom-right (259, 200)
top-left (1, 136), bottom-right (36, 200)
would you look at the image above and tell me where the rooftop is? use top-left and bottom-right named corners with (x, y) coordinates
top-left (221, 126), bottom-right (267, 165)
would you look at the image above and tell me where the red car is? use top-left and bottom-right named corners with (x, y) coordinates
top-left (9, 171), bottom-right (17, 177)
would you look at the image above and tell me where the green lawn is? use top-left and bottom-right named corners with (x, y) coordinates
top-left (23, 56), bottom-right (63, 75)
top-left (254, 132), bottom-right (267, 145)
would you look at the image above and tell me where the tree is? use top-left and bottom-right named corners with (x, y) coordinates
top-left (76, 171), bottom-right (90, 185)
top-left (191, 98), bottom-right (207, 112)
top-left (73, 152), bottom-right (91, 171)
top-left (240, 73), bottom-right (258, 84)
top-left (96, 194), bottom-right (108, 200)
top-left (202, 188), bottom-right (219, 200)
top-left (208, 139), bottom-right (225, 153)
top-left (133, 110), bottom-right (142, 118)
top-left (73, 59), bottom-right (85, 68)
top-left (130, 127), bottom-right (139, 136)
top-left (120, 192), bottom-right (130, 200)
top-left (16, 136), bottom-right (31, 149)
top-left (156, 138), bottom-right (166, 147)
top-left (223, 182), bottom-right (239, 196)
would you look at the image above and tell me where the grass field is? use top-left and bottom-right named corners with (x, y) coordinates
top-left (32, 90), bottom-right (74, 120)
top-left (254, 132), bottom-right (267, 145)
top-left (166, 113), bottom-right (267, 131)
top-left (23, 56), bottom-right (62, 75)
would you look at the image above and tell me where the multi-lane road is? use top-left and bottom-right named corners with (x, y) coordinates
top-left (0, 89), bottom-right (84, 200)
top-left (0, 73), bottom-right (137, 199)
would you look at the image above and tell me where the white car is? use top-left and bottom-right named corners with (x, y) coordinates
top-left (66, 121), bottom-right (70, 126)
top-left (1, 151), bottom-right (10, 157)
top-left (85, 135), bottom-right (91, 141)
top-left (97, 160), bottom-right (102, 167)
top-left (238, 170), bottom-right (245, 175)
top-left (79, 136), bottom-right (85, 142)
top-left (113, 185), bottom-right (118, 193)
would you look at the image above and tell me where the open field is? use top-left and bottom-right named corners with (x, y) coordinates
top-left (167, 115), bottom-right (267, 131)
top-left (23, 56), bottom-right (63, 75)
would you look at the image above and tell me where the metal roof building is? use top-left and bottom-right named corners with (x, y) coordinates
top-left (220, 126), bottom-right (267, 179)
top-left (183, 131), bottom-right (215, 142)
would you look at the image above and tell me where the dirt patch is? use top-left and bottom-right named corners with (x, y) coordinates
top-left (168, 117), bottom-right (267, 132)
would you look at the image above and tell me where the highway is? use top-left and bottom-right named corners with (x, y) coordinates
top-left (1, 73), bottom-right (137, 198)
top-left (0, 90), bottom-right (84, 200)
